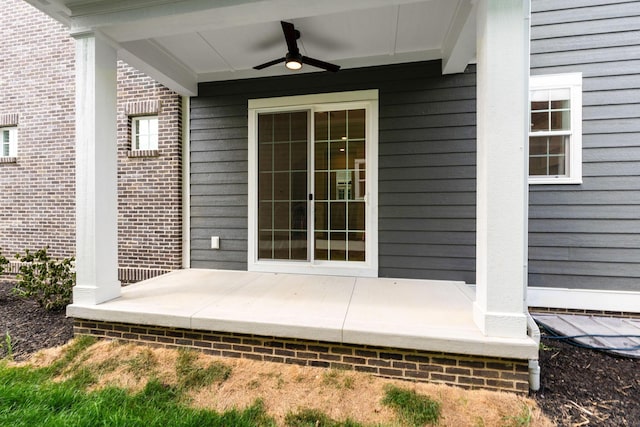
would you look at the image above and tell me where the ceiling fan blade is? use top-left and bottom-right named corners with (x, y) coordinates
top-left (253, 57), bottom-right (286, 70)
top-left (302, 56), bottom-right (340, 72)
top-left (281, 21), bottom-right (300, 54)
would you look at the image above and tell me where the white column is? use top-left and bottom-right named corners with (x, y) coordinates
top-left (473, 0), bottom-right (530, 338)
top-left (73, 32), bottom-right (121, 305)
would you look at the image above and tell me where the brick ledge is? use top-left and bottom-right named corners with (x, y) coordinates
top-left (73, 319), bottom-right (530, 393)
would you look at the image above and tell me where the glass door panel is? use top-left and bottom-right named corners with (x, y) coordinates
top-left (257, 111), bottom-right (308, 260)
top-left (314, 109), bottom-right (366, 262)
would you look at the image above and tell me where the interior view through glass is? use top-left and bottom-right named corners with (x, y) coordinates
top-left (257, 108), bottom-right (366, 262)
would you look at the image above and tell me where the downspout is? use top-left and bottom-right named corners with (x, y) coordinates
top-left (182, 96), bottom-right (190, 269)
top-left (527, 313), bottom-right (541, 391)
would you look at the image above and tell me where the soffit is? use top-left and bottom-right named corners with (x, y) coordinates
top-left (24, 0), bottom-right (477, 95)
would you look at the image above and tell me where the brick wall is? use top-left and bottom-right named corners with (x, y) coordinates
top-left (0, 0), bottom-right (75, 260)
top-left (0, 0), bottom-right (183, 281)
top-left (117, 63), bottom-right (183, 276)
top-left (74, 319), bottom-right (530, 393)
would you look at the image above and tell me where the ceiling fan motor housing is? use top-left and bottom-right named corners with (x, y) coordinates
top-left (254, 21), bottom-right (340, 72)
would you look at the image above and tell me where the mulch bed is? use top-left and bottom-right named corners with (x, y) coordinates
top-left (534, 334), bottom-right (640, 426)
top-left (0, 280), bottom-right (74, 360)
top-left (1, 280), bottom-right (639, 425)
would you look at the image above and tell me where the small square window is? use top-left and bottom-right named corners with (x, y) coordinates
top-left (0, 127), bottom-right (17, 158)
top-left (529, 73), bottom-right (582, 184)
top-left (132, 116), bottom-right (158, 151)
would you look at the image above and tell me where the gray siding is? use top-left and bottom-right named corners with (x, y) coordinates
top-left (191, 61), bottom-right (477, 282)
top-left (529, 0), bottom-right (640, 291)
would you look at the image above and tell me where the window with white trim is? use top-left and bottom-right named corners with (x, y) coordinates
top-left (529, 73), bottom-right (582, 184)
top-left (248, 90), bottom-right (378, 277)
top-left (1, 127), bottom-right (17, 158)
top-left (132, 116), bottom-right (158, 151)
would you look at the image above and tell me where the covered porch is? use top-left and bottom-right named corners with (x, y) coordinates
top-left (26, 0), bottom-right (536, 391)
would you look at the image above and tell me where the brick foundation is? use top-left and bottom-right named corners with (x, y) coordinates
top-left (73, 319), bottom-right (530, 393)
top-left (118, 267), bottom-right (172, 285)
top-left (1, 263), bottom-right (171, 286)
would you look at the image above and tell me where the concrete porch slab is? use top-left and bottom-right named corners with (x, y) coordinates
top-left (191, 272), bottom-right (356, 342)
top-left (67, 269), bottom-right (538, 360)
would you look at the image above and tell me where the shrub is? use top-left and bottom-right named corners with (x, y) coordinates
top-left (12, 247), bottom-right (75, 311)
top-left (0, 249), bottom-right (8, 275)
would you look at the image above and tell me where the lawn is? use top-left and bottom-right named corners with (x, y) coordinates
top-left (0, 336), bottom-right (552, 427)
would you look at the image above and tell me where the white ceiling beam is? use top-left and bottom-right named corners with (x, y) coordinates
top-left (118, 40), bottom-right (198, 96)
top-left (441, 0), bottom-right (477, 74)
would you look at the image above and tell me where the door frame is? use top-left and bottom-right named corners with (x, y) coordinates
top-left (247, 90), bottom-right (379, 277)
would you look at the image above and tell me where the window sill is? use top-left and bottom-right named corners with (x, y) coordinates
top-left (127, 149), bottom-right (159, 158)
top-left (0, 157), bottom-right (17, 164)
top-left (528, 176), bottom-right (582, 185)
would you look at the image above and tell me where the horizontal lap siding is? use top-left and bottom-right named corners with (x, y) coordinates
top-left (529, 0), bottom-right (640, 291)
top-left (191, 61), bottom-right (476, 281)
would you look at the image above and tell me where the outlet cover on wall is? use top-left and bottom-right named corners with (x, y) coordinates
top-left (211, 236), bottom-right (220, 249)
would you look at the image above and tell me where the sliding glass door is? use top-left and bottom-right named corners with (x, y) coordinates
top-left (257, 108), bottom-right (366, 264)
top-left (313, 109), bottom-right (366, 262)
top-left (257, 111), bottom-right (308, 260)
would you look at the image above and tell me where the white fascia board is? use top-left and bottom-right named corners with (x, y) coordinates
top-left (528, 287), bottom-right (640, 313)
top-left (441, 0), bottom-right (476, 75)
top-left (23, 0), bottom-right (72, 26)
top-left (118, 40), bottom-right (198, 96)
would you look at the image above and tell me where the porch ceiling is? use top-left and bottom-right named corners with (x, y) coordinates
top-left (25, 0), bottom-right (477, 95)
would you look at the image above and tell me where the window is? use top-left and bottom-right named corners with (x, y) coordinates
top-left (132, 116), bottom-right (158, 151)
top-left (248, 90), bottom-right (378, 277)
top-left (529, 73), bottom-right (582, 184)
top-left (1, 127), bottom-right (17, 158)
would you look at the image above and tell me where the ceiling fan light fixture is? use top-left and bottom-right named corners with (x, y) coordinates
top-left (285, 52), bottom-right (302, 70)
top-left (253, 22), bottom-right (339, 73)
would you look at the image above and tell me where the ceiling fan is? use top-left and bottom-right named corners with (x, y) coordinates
top-left (253, 21), bottom-right (340, 73)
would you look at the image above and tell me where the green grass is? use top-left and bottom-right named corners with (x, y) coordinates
top-left (381, 385), bottom-right (441, 426)
top-left (127, 347), bottom-right (158, 379)
top-left (0, 341), bottom-right (273, 427)
top-left (322, 369), bottom-right (356, 390)
top-left (284, 408), bottom-right (365, 427)
top-left (0, 339), bottom-right (540, 427)
top-left (502, 404), bottom-right (533, 427)
top-left (47, 335), bottom-right (97, 376)
top-left (175, 348), bottom-right (232, 390)
top-left (0, 364), bottom-right (274, 427)
top-left (0, 331), bottom-right (14, 360)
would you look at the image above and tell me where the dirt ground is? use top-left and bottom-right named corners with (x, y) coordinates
top-left (1, 280), bottom-right (639, 426)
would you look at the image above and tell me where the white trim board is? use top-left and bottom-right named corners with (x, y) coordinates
top-left (181, 96), bottom-right (191, 269)
top-left (527, 287), bottom-right (640, 313)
